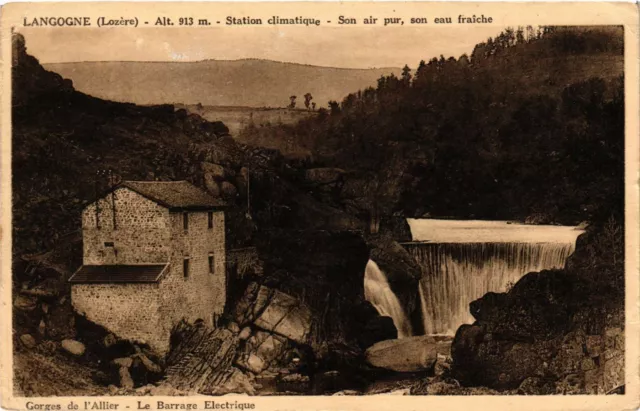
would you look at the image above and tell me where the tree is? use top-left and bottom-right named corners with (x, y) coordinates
top-left (304, 93), bottom-right (313, 110)
top-left (328, 100), bottom-right (341, 115)
top-left (311, 102), bottom-right (316, 111)
top-left (288, 95), bottom-right (297, 109)
top-left (401, 64), bottom-right (412, 84)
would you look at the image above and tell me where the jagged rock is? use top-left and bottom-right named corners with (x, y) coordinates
top-left (20, 334), bottom-right (37, 349)
top-left (112, 357), bottom-right (133, 368)
top-left (164, 322), bottom-right (239, 393)
top-left (235, 283), bottom-right (311, 344)
top-left (227, 322), bottom-right (240, 334)
top-left (201, 162), bottom-right (227, 180)
top-left (14, 295), bottom-right (37, 311)
top-left (433, 354), bottom-right (451, 377)
top-left (238, 327), bottom-right (251, 340)
top-left (603, 354), bottom-right (624, 393)
top-left (133, 353), bottom-right (162, 373)
top-left (61, 339), bottom-right (86, 356)
top-left (209, 367), bottom-right (256, 395)
top-left (365, 336), bottom-right (445, 372)
top-left (235, 353), bottom-right (265, 374)
top-left (108, 384), bottom-right (119, 395)
top-left (247, 331), bottom-right (287, 362)
top-left (119, 366), bottom-right (134, 390)
top-left (235, 331), bottom-right (287, 374)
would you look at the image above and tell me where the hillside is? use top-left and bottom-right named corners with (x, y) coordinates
top-left (175, 104), bottom-right (316, 137)
top-left (44, 59), bottom-right (399, 108)
top-left (240, 26), bottom-right (625, 226)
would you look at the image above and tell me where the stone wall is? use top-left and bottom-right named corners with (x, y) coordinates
top-left (159, 210), bottom-right (226, 331)
top-left (71, 283), bottom-right (170, 353)
top-left (76, 188), bottom-right (227, 354)
top-left (82, 188), bottom-right (171, 265)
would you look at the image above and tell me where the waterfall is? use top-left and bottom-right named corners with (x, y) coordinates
top-left (364, 259), bottom-right (413, 338)
top-left (406, 242), bottom-right (577, 335)
top-left (403, 219), bottom-right (584, 336)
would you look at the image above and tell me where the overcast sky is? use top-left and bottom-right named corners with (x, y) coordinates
top-left (18, 26), bottom-right (503, 69)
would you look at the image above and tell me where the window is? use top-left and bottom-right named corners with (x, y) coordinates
top-left (104, 242), bottom-right (114, 247)
top-left (183, 257), bottom-right (190, 278)
top-left (183, 213), bottom-right (189, 230)
top-left (208, 212), bottom-right (214, 229)
top-left (208, 253), bottom-right (215, 274)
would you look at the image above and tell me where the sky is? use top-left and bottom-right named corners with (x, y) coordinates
top-left (18, 26), bottom-right (504, 69)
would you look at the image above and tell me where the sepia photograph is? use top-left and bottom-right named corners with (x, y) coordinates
top-left (1, 2), bottom-right (638, 408)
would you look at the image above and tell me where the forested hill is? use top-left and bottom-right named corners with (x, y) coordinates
top-left (241, 26), bottom-right (625, 225)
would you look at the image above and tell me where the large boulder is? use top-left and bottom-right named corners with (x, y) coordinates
top-left (61, 339), bottom-right (86, 356)
top-left (235, 330), bottom-right (288, 374)
top-left (234, 283), bottom-right (312, 344)
top-left (254, 230), bottom-right (369, 348)
top-left (201, 162), bottom-right (227, 181)
top-left (20, 334), bottom-right (37, 349)
top-left (365, 336), bottom-right (449, 372)
top-left (14, 295), bottom-right (37, 311)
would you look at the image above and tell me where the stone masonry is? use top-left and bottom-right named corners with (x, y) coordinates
top-left (70, 182), bottom-right (226, 355)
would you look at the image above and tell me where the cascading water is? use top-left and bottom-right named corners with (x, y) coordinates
top-left (406, 242), bottom-right (576, 335)
top-left (405, 219), bottom-right (584, 336)
top-left (364, 259), bottom-right (413, 338)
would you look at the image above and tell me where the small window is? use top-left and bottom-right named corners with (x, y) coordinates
top-left (208, 212), bottom-right (214, 229)
top-left (208, 253), bottom-right (215, 274)
top-left (183, 257), bottom-right (190, 278)
top-left (183, 213), bottom-right (189, 230)
top-left (104, 242), bottom-right (114, 247)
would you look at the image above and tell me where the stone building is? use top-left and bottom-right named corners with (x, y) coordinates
top-left (69, 180), bottom-right (227, 355)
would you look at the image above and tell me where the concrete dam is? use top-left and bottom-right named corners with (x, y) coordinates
top-left (364, 219), bottom-right (584, 337)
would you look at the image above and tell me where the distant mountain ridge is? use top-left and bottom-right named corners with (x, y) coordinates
top-left (44, 59), bottom-right (399, 108)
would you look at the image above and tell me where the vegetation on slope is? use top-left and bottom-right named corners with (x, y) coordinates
top-left (241, 26), bottom-right (624, 226)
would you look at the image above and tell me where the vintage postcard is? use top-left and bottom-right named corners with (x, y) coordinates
top-left (0, 1), bottom-right (639, 410)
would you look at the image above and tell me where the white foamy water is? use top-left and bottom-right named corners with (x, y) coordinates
top-left (364, 259), bottom-right (413, 338)
top-left (406, 219), bottom-right (584, 336)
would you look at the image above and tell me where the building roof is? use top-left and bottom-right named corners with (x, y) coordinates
top-left (68, 264), bottom-right (169, 284)
top-left (120, 180), bottom-right (226, 211)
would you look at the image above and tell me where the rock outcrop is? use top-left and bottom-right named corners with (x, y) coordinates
top-left (162, 322), bottom-right (240, 394)
top-left (451, 224), bottom-right (625, 394)
top-left (235, 283), bottom-right (312, 344)
top-left (61, 339), bottom-right (86, 356)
